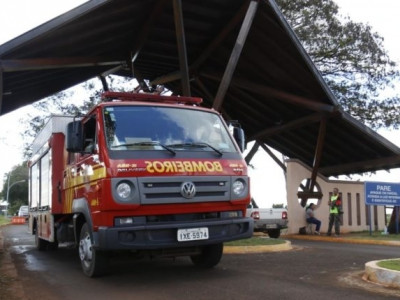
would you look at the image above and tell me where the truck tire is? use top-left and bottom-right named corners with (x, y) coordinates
top-left (35, 225), bottom-right (48, 251)
top-left (190, 243), bottom-right (223, 268)
top-left (48, 239), bottom-right (59, 250)
top-left (79, 223), bottom-right (109, 277)
top-left (267, 229), bottom-right (281, 239)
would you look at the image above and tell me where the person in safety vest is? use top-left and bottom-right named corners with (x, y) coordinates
top-left (327, 187), bottom-right (342, 236)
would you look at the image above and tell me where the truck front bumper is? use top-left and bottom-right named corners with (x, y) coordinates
top-left (93, 217), bottom-right (254, 250)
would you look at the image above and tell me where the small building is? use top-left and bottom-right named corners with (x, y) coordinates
top-left (0, 199), bottom-right (7, 215)
top-left (286, 160), bottom-right (386, 234)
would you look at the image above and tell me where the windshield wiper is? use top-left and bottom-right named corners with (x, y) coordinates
top-left (167, 142), bottom-right (223, 156)
top-left (111, 141), bottom-right (176, 155)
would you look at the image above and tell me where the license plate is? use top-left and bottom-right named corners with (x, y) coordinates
top-left (266, 224), bottom-right (278, 229)
top-left (177, 227), bottom-right (209, 242)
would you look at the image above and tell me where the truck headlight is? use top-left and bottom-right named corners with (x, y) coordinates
top-left (117, 181), bottom-right (133, 201)
top-left (112, 178), bottom-right (139, 204)
top-left (232, 179), bottom-right (245, 196)
top-left (117, 182), bottom-right (133, 200)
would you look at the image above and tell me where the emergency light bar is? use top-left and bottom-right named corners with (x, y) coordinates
top-left (102, 91), bottom-right (203, 105)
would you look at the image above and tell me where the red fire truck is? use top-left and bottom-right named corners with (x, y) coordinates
top-left (28, 91), bottom-right (253, 277)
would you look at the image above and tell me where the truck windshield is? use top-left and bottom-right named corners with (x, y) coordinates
top-left (103, 106), bottom-right (237, 153)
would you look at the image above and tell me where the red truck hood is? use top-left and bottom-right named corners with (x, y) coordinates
top-left (110, 158), bottom-right (247, 177)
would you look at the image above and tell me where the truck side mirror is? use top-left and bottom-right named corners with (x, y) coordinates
top-left (66, 121), bottom-right (83, 152)
top-left (228, 120), bottom-right (246, 153)
top-left (233, 127), bottom-right (246, 152)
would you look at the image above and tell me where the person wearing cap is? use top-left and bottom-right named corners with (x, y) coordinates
top-left (305, 203), bottom-right (321, 235)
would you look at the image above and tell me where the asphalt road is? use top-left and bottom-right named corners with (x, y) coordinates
top-left (2, 224), bottom-right (400, 300)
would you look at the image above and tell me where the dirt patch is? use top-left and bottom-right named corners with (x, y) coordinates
top-left (0, 227), bottom-right (26, 300)
top-left (340, 270), bottom-right (400, 297)
top-left (0, 250), bottom-right (26, 300)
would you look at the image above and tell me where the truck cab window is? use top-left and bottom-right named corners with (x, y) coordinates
top-left (83, 116), bottom-right (96, 153)
top-left (103, 106), bottom-right (236, 152)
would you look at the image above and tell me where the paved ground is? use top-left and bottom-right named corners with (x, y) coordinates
top-left (1, 224), bottom-right (400, 300)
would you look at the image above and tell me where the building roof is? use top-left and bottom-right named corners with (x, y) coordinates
top-left (1, 0), bottom-right (399, 177)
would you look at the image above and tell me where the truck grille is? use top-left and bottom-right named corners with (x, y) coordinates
top-left (137, 176), bottom-right (230, 204)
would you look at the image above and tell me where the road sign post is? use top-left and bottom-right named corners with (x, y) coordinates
top-left (364, 182), bottom-right (400, 235)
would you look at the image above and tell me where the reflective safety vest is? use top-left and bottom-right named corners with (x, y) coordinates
top-left (330, 194), bottom-right (339, 214)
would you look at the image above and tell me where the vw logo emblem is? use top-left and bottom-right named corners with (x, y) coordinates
top-left (181, 182), bottom-right (196, 199)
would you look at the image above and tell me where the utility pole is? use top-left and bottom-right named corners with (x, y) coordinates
top-left (5, 175), bottom-right (26, 217)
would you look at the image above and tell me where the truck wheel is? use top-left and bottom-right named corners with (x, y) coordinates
top-left (267, 229), bottom-right (281, 239)
top-left (48, 240), bottom-right (59, 250)
top-left (190, 243), bottom-right (223, 268)
top-left (35, 226), bottom-right (48, 251)
top-left (79, 223), bottom-right (109, 277)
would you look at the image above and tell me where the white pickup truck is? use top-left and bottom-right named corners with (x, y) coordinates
top-left (246, 199), bottom-right (288, 238)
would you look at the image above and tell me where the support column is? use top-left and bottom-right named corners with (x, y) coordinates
top-left (0, 64), bottom-right (3, 114)
top-left (309, 117), bottom-right (327, 192)
top-left (259, 142), bottom-right (286, 173)
top-left (245, 141), bottom-right (260, 165)
top-left (173, 0), bottom-right (191, 96)
top-left (213, 0), bottom-right (258, 111)
top-left (99, 75), bottom-right (109, 91)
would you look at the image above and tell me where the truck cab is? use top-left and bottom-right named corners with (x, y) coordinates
top-left (29, 92), bottom-right (253, 277)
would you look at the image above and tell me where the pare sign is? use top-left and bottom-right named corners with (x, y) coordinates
top-left (364, 181), bottom-right (400, 206)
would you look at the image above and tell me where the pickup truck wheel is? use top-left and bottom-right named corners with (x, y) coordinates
top-left (190, 243), bottom-right (223, 268)
top-left (79, 223), bottom-right (109, 277)
top-left (35, 226), bottom-right (48, 251)
top-left (267, 229), bottom-right (281, 239)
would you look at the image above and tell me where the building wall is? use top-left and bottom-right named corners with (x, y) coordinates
top-left (286, 159), bottom-right (385, 234)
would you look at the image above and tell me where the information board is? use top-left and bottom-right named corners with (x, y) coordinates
top-left (364, 181), bottom-right (400, 206)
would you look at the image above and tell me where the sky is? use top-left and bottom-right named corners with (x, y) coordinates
top-left (0, 1), bottom-right (399, 208)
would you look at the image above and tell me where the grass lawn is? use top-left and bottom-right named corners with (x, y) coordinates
top-left (377, 259), bottom-right (400, 271)
top-left (344, 231), bottom-right (400, 241)
top-left (225, 236), bottom-right (286, 246)
top-left (0, 215), bottom-right (10, 226)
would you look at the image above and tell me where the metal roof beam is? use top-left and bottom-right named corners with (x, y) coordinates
top-left (173, 0), bottom-right (190, 96)
top-left (98, 75), bottom-right (109, 91)
top-left (249, 113), bottom-right (323, 140)
top-left (259, 142), bottom-right (287, 173)
top-left (191, 0), bottom-right (250, 71)
top-left (320, 156), bottom-right (400, 176)
top-left (130, 0), bottom-right (168, 65)
top-left (1, 57), bottom-right (125, 72)
top-left (231, 86), bottom-right (277, 123)
top-left (245, 141), bottom-right (260, 165)
top-left (0, 66), bottom-right (3, 114)
top-left (232, 78), bottom-right (336, 113)
top-left (213, 0), bottom-right (259, 111)
top-left (194, 77), bottom-right (232, 120)
top-left (150, 71), bottom-right (181, 86)
top-left (149, 1), bottom-right (250, 87)
top-left (309, 117), bottom-right (327, 192)
top-left (201, 73), bottom-right (336, 113)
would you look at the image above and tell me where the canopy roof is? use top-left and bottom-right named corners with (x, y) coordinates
top-left (1, 0), bottom-right (399, 179)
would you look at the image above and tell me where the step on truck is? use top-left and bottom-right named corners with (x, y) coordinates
top-left (28, 92), bottom-right (253, 277)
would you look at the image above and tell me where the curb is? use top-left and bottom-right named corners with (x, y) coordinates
top-left (224, 240), bottom-right (292, 254)
top-left (364, 260), bottom-right (400, 288)
top-left (286, 233), bottom-right (400, 288)
top-left (284, 234), bottom-right (400, 246)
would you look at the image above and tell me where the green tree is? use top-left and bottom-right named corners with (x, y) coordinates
top-left (21, 76), bottom-right (136, 160)
top-left (21, 88), bottom-right (98, 159)
top-left (1, 164), bottom-right (29, 216)
top-left (276, 0), bottom-right (400, 129)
